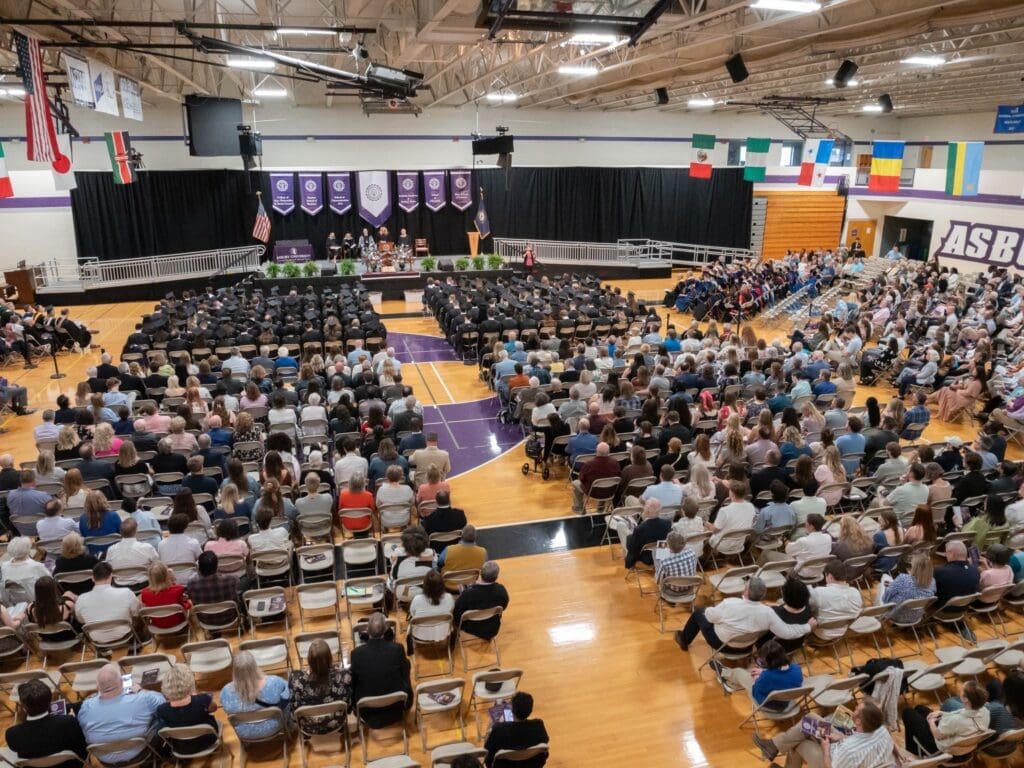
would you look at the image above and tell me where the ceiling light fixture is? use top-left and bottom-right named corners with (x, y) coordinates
top-left (226, 57), bottom-right (275, 70)
top-left (750, 0), bottom-right (821, 13)
top-left (901, 55), bottom-right (944, 66)
top-left (825, 78), bottom-right (859, 87)
top-left (563, 32), bottom-right (627, 47)
top-left (861, 104), bottom-right (884, 112)
top-left (558, 65), bottom-right (599, 76)
top-left (1, 87), bottom-right (25, 97)
top-left (252, 87), bottom-right (289, 98)
top-left (275, 28), bottom-right (337, 36)
top-left (486, 92), bottom-right (518, 102)
top-left (688, 97), bottom-right (716, 107)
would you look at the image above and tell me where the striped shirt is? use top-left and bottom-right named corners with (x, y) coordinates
top-left (831, 725), bottom-right (894, 768)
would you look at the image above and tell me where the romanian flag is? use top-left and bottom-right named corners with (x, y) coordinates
top-left (797, 139), bottom-right (834, 187)
top-left (104, 131), bottom-right (136, 185)
top-left (945, 141), bottom-right (983, 197)
top-left (868, 141), bottom-right (905, 192)
top-left (743, 137), bottom-right (771, 182)
top-left (0, 142), bottom-right (13, 199)
top-left (690, 133), bottom-right (716, 179)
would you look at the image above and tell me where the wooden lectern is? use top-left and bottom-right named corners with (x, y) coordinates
top-left (4, 268), bottom-right (35, 304)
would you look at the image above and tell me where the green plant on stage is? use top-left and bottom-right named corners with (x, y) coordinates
top-left (282, 262), bottom-right (302, 278)
top-left (471, 256), bottom-right (485, 270)
top-left (264, 262), bottom-right (281, 279)
top-left (420, 256), bottom-right (437, 272)
top-left (487, 254), bottom-right (504, 270)
top-left (302, 260), bottom-right (320, 277)
top-left (454, 257), bottom-right (470, 271)
top-left (338, 259), bottom-right (357, 276)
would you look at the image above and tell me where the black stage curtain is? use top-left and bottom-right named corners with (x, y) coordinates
top-left (70, 167), bottom-right (751, 261)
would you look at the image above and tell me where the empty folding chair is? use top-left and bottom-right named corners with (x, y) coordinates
top-left (58, 660), bottom-right (107, 701)
top-left (294, 701), bottom-right (349, 768)
top-left (297, 543), bottom-right (336, 584)
top-left (344, 575), bottom-right (388, 623)
top-left (409, 614), bottom-right (454, 679)
top-left (902, 659), bottom-right (962, 705)
top-left (296, 582), bottom-right (342, 630)
top-left (357, 692), bottom-right (411, 765)
top-left (414, 678), bottom-right (466, 750)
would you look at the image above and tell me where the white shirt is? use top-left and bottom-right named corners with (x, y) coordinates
top-left (36, 515), bottom-right (79, 541)
top-left (809, 583), bottom-right (863, 639)
top-left (248, 526), bottom-right (292, 554)
top-left (300, 405), bottom-right (328, 423)
top-left (222, 356), bottom-right (251, 375)
top-left (159, 534), bottom-right (203, 570)
top-left (34, 423), bottom-right (61, 442)
top-left (409, 592), bottom-right (454, 642)
top-left (75, 583), bottom-right (141, 641)
top-left (1, 558), bottom-right (50, 599)
top-left (705, 597), bottom-right (810, 646)
top-left (105, 538), bottom-right (158, 578)
top-left (786, 531), bottom-right (834, 578)
top-left (711, 501), bottom-right (756, 547)
top-left (334, 453), bottom-right (369, 487)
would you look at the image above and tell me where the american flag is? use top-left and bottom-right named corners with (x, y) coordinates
top-left (14, 32), bottom-right (60, 164)
top-left (252, 195), bottom-right (271, 243)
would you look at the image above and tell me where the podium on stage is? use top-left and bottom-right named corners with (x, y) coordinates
top-left (4, 268), bottom-right (35, 304)
top-left (273, 240), bottom-right (314, 263)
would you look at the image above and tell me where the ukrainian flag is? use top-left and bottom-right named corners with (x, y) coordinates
top-left (945, 141), bottom-right (983, 196)
top-left (868, 141), bottom-right (905, 192)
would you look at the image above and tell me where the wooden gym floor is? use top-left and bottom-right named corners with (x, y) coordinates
top-left (0, 274), bottom-right (1021, 767)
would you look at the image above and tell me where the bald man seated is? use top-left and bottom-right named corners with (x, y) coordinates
top-left (77, 662), bottom-right (164, 762)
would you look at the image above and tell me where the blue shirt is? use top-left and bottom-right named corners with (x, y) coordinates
top-left (641, 482), bottom-right (683, 508)
top-left (79, 690), bottom-right (164, 761)
top-left (79, 510), bottom-right (124, 553)
top-left (493, 359), bottom-right (517, 379)
top-left (811, 381), bottom-right (836, 396)
top-left (753, 664), bottom-right (804, 706)
top-left (836, 432), bottom-right (866, 475)
top-left (220, 677), bottom-right (290, 739)
top-left (754, 502), bottom-right (797, 533)
top-left (276, 355), bottom-right (299, 370)
top-left (567, 432), bottom-right (599, 466)
top-left (767, 394), bottom-right (792, 414)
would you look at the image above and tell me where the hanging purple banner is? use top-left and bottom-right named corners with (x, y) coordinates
top-left (298, 173), bottom-right (323, 215)
top-left (423, 170), bottom-right (447, 211)
top-left (449, 169), bottom-right (472, 210)
top-left (327, 172), bottom-right (351, 214)
top-left (396, 172), bottom-right (419, 213)
top-left (269, 173), bottom-right (295, 215)
top-left (356, 170), bottom-right (392, 228)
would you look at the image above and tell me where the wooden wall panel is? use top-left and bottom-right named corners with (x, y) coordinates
top-left (756, 190), bottom-right (846, 260)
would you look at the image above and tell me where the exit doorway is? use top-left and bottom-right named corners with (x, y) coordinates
top-left (881, 215), bottom-right (933, 262)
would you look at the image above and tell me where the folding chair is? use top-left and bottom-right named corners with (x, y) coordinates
top-left (294, 702), bottom-right (350, 768)
top-left (86, 738), bottom-right (156, 768)
top-left (252, 549), bottom-right (293, 588)
top-left (344, 576), bottom-right (388, 623)
top-left (297, 543), bottom-right (336, 584)
top-left (807, 673), bottom-right (869, 711)
top-left (29, 622), bottom-right (82, 666)
top-left (239, 637), bottom-right (291, 675)
top-left (357, 692), bottom-right (410, 765)
top-left (802, 619), bottom-right (855, 674)
top-left (297, 512), bottom-right (335, 546)
top-left (969, 584), bottom-right (1013, 638)
top-left (457, 607), bottom-right (503, 670)
top-left (296, 582), bottom-right (342, 630)
top-left (429, 742), bottom-right (487, 768)
top-left (119, 652), bottom-right (176, 690)
top-left (741, 685), bottom-right (813, 738)
top-left (929, 593), bottom-right (980, 647)
top-left (493, 745), bottom-right (550, 767)
top-left (342, 538), bottom-right (382, 578)
top-left (229, 708), bottom-right (289, 768)
top-left (710, 565), bottom-right (758, 601)
top-left (81, 619), bottom-right (141, 660)
top-left (0, 670), bottom-right (59, 717)
top-left (13, 750), bottom-right (87, 767)
top-left (295, 630), bottom-right (344, 667)
top-left (883, 597), bottom-right (937, 656)
top-left (182, 640), bottom-right (234, 680)
top-left (902, 659), bottom-right (961, 704)
top-left (409, 615), bottom-right (454, 679)
top-left (935, 641), bottom-right (1008, 681)
top-left (708, 528), bottom-right (753, 569)
top-left (192, 601), bottom-right (243, 640)
top-left (57, 660), bottom-right (106, 701)
top-left (468, 668), bottom-right (523, 739)
top-left (414, 678), bottom-right (466, 750)
top-left (656, 576), bottom-right (702, 633)
top-left (157, 724), bottom-right (227, 767)
top-left (139, 604), bottom-right (191, 650)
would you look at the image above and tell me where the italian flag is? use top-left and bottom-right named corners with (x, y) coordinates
top-left (743, 137), bottom-right (771, 182)
top-left (105, 131), bottom-right (136, 185)
top-left (0, 142), bottom-right (13, 199)
top-left (690, 133), bottom-right (716, 179)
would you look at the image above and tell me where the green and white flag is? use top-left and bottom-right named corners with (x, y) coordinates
top-left (743, 137), bottom-right (771, 182)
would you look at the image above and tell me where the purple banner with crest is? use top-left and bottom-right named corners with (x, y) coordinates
top-left (298, 173), bottom-right (323, 215)
top-left (396, 171), bottom-right (419, 212)
top-left (327, 172), bottom-right (352, 214)
top-left (356, 170), bottom-right (392, 228)
top-left (423, 170), bottom-right (447, 211)
top-left (449, 169), bottom-right (472, 210)
top-left (269, 173), bottom-right (295, 215)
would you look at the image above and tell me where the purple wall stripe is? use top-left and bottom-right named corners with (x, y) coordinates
top-left (0, 196), bottom-right (72, 209)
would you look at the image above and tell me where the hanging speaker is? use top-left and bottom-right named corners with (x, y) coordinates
top-left (878, 94), bottom-right (893, 114)
top-left (832, 59), bottom-right (859, 87)
top-left (725, 53), bottom-right (749, 83)
top-left (655, 87), bottom-right (669, 106)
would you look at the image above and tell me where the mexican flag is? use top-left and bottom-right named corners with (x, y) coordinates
top-left (744, 137), bottom-right (771, 182)
top-left (690, 133), bottom-right (716, 179)
top-left (0, 142), bottom-right (13, 199)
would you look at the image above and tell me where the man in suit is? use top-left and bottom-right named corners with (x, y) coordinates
top-left (76, 444), bottom-right (115, 495)
top-left (410, 433), bottom-right (451, 484)
top-left (420, 491), bottom-right (467, 541)
top-left (4, 678), bottom-right (87, 768)
top-left (483, 692), bottom-right (549, 768)
top-left (749, 450), bottom-right (789, 502)
top-left (349, 612), bottom-right (412, 728)
top-left (453, 561), bottom-right (510, 641)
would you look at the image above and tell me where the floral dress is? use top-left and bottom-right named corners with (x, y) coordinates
top-left (287, 667), bottom-right (352, 734)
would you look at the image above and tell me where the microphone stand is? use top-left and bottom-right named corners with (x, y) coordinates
top-left (49, 339), bottom-right (65, 380)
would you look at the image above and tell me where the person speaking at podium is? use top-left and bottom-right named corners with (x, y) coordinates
top-left (357, 228), bottom-right (376, 257)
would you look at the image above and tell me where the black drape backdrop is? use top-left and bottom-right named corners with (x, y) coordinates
top-left (71, 167), bottom-right (751, 261)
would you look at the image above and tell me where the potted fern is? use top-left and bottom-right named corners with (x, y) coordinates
top-left (302, 260), bottom-right (320, 277)
top-left (487, 254), bottom-right (504, 270)
top-left (420, 256), bottom-right (437, 272)
top-left (454, 257), bottom-right (470, 272)
top-left (282, 262), bottom-right (302, 279)
top-left (338, 259), bottom-right (357, 276)
top-left (471, 256), bottom-right (485, 270)
top-left (264, 262), bottom-right (281, 279)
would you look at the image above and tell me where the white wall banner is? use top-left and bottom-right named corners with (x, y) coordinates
top-left (89, 60), bottom-right (119, 116)
top-left (935, 219), bottom-right (1024, 268)
top-left (118, 76), bottom-right (143, 121)
top-left (63, 54), bottom-right (94, 108)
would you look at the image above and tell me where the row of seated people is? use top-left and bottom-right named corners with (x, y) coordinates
top-left (2, 299), bottom-right (95, 371)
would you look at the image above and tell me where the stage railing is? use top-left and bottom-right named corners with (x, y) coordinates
top-left (35, 246), bottom-right (265, 291)
top-left (494, 237), bottom-right (752, 268)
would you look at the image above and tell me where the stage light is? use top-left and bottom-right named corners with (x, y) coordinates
top-left (252, 87), bottom-right (289, 98)
top-left (558, 65), bottom-right (599, 76)
top-left (901, 55), bottom-right (944, 66)
top-left (486, 93), bottom-right (518, 102)
top-left (275, 28), bottom-right (337, 36)
top-left (226, 57), bottom-right (275, 70)
top-left (861, 104), bottom-right (884, 112)
top-left (751, 0), bottom-right (821, 12)
top-left (688, 97), bottom-right (716, 107)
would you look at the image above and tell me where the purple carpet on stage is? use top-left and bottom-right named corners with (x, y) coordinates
top-left (387, 331), bottom-right (522, 476)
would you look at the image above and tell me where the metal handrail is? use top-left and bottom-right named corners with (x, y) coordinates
top-left (493, 237), bottom-right (751, 269)
top-left (33, 246), bottom-right (265, 290)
